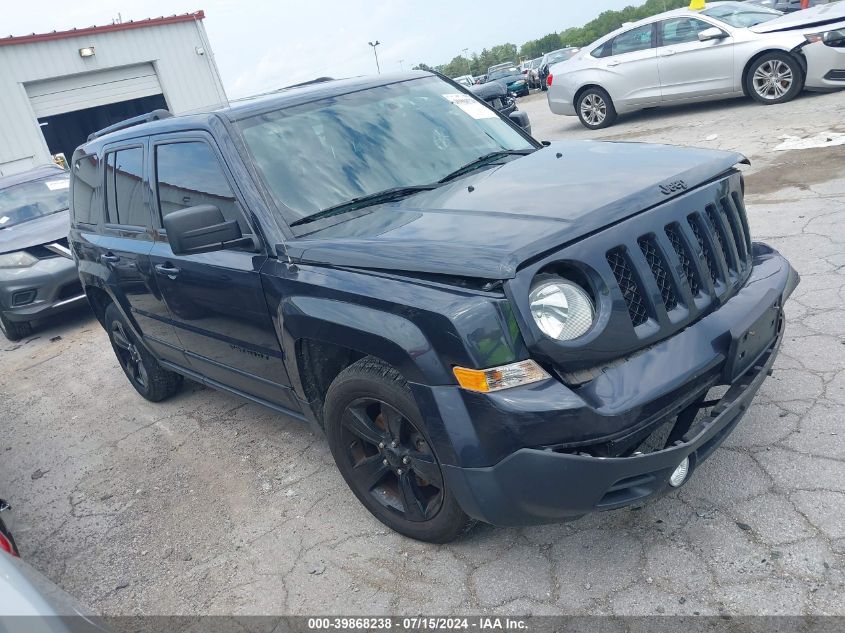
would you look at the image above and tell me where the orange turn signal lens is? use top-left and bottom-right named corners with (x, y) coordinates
top-left (453, 360), bottom-right (550, 393)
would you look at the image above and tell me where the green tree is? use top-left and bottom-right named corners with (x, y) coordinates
top-left (437, 0), bottom-right (691, 79)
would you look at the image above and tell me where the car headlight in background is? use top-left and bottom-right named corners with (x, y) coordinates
top-left (806, 29), bottom-right (845, 47)
top-left (0, 251), bottom-right (38, 269)
top-left (529, 278), bottom-right (595, 341)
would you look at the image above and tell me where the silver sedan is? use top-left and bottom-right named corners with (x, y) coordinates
top-left (547, 1), bottom-right (845, 129)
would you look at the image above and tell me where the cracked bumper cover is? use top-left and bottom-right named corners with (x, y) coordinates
top-left (437, 245), bottom-right (799, 526)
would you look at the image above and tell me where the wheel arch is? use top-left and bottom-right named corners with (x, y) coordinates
top-left (278, 297), bottom-right (453, 425)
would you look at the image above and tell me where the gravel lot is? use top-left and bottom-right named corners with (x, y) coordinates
top-left (2, 89), bottom-right (844, 616)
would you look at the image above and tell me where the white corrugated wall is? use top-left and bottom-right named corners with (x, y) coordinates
top-left (0, 17), bottom-right (228, 176)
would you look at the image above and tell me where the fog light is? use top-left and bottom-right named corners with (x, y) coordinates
top-left (669, 457), bottom-right (690, 488)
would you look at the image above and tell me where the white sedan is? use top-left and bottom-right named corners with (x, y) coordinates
top-left (546, 1), bottom-right (845, 129)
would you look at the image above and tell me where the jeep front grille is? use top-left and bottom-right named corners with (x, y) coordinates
top-left (608, 195), bottom-right (752, 329)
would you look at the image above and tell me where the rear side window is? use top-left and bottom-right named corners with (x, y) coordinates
top-left (72, 157), bottom-right (98, 225)
top-left (154, 141), bottom-right (247, 233)
top-left (610, 24), bottom-right (655, 56)
top-left (104, 147), bottom-right (147, 226)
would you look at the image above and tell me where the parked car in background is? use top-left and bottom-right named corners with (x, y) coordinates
top-left (526, 57), bottom-right (544, 89)
top-left (486, 61), bottom-right (516, 76)
top-left (468, 81), bottom-right (532, 134)
top-left (547, 1), bottom-right (845, 129)
top-left (452, 74), bottom-right (474, 87)
top-left (70, 71), bottom-right (797, 543)
top-left (0, 496), bottom-right (106, 626)
top-left (0, 165), bottom-right (87, 341)
top-left (538, 48), bottom-right (579, 90)
top-left (746, 0), bottom-right (836, 10)
top-left (485, 64), bottom-right (530, 96)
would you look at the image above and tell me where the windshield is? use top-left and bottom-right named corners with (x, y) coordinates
top-left (488, 67), bottom-right (520, 80)
top-left (0, 174), bottom-right (69, 229)
top-left (546, 49), bottom-right (576, 64)
top-left (702, 3), bottom-right (781, 27)
top-left (238, 76), bottom-right (534, 225)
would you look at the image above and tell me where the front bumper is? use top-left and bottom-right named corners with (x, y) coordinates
top-left (804, 41), bottom-right (845, 90)
top-left (430, 246), bottom-right (798, 526)
top-left (0, 257), bottom-right (86, 323)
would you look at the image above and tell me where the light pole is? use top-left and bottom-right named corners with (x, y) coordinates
top-left (462, 48), bottom-right (472, 75)
top-left (368, 41), bottom-right (381, 74)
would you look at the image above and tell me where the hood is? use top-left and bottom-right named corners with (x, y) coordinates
top-left (0, 210), bottom-right (69, 255)
top-left (469, 82), bottom-right (508, 100)
top-left (751, 2), bottom-right (845, 33)
top-left (287, 140), bottom-right (747, 280)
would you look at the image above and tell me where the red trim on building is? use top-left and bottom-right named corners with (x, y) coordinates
top-left (0, 11), bottom-right (205, 47)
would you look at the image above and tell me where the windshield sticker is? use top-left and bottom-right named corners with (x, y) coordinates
top-left (442, 93), bottom-right (497, 120)
top-left (45, 180), bottom-right (69, 191)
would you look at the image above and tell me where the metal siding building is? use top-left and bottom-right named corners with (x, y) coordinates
top-left (0, 12), bottom-right (228, 176)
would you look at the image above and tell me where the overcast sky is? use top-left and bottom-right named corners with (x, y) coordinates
top-left (4, 0), bottom-right (640, 98)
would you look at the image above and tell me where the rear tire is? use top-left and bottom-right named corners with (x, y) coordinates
top-left (324, 357), bottom-right (474, 543)
top-left (104, 303), bottom-right (182, 402)
top-left (576, 86), bottom-right (617, 130)
top-left (746, 52), bottom-right (804, 105)
top-left (0, 314), bottom-right (31, 342)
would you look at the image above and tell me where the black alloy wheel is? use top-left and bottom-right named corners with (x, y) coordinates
top-left (324, 357), bottom-right (473, 543)
top-left (111, 320), bottom-right (150, 391)
top-left (339, 397), bottom-right (443, 522)
top-left (104, 303), bottom-right (182, 402)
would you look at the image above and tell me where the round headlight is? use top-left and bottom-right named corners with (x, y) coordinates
top-left (529, 279), bottom-right (595, 341)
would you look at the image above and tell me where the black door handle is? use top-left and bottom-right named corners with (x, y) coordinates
top-left (155, 263), bottom-right (181, 279)
top-left (100, 253), bottom-right (120, 264)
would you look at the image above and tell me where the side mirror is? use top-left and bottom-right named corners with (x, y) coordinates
top-left (163, 204), bottom-right (249, 255)
top-left (509, 111), bottom-right (531, 134)
top-left (699, 27), bottom-right (728, 42)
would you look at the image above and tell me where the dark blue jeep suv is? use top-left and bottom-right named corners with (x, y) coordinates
top-left (69, 72), bottom-right (798, 542)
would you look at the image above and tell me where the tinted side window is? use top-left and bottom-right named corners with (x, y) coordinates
top-left (591, 42), bottom-right (611, 58)
top-left (154, 141), bottom-right (247, 233)
top-left (661, 18), bottom-right (712, 46)
top-left (104, 147), bottom-right (147, 226)
top-left (72, 156), bottom-right (98, 224)
top-left (611, 24), bottom-right (655, 56)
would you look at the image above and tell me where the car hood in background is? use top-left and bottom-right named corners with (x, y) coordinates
top-left (288, 140), bottom-right (747, 280)
top-left (468, 82), bottom-right (508, 100)
top-left (750, 2), bottom-right (845, 32)
top-left (0, 210), bottom-right (69, 255)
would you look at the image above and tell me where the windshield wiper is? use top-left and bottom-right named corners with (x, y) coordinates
top-left (290, 185), bottom-right (436, 228)
top-left (437, 149), bottom-right (535, 184)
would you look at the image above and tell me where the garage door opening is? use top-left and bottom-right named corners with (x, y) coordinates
top-left (38, 93), bottom-right (168, 162)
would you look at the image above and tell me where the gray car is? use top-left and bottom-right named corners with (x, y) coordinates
top-left (0, 165), bottom-right (87, 340)
top-left (547, 1), bottom-right (845, 128)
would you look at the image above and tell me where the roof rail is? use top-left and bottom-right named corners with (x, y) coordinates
top-left (87, 109), bottom-right (173, 142)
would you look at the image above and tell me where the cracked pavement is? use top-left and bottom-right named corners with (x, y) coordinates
top-left (1, 91), bottom-right (843, 616)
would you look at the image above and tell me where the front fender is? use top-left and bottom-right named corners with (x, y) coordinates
top-left (277, 296), bottom-right (449, 386)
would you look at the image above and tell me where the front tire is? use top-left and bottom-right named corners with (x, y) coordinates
top-left (576, 86), bottom-right (617, 130)
top-left (0, 313), bottom-right (31, 342)
top-left (324, 357), bottom-right (474, 543)
top-left (104, 303), bottom-right (182, 402)
top-left (746, 52), bottom-right (803, 105)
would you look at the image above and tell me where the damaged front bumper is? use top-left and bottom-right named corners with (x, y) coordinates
top-left (433, 245), bottom-right (799, 526)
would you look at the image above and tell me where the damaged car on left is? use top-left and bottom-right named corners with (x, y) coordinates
top-left (0, 164), bottom-right (87, 341)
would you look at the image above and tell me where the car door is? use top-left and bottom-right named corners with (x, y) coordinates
top-left (98, 142), bottom-right (187, 366)
top-left (594, 23), bottom-right (662, 108)
top-left (147, 133), bottom-right (299, 412)
top-left (657, 17), bottom-right (736, 102)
